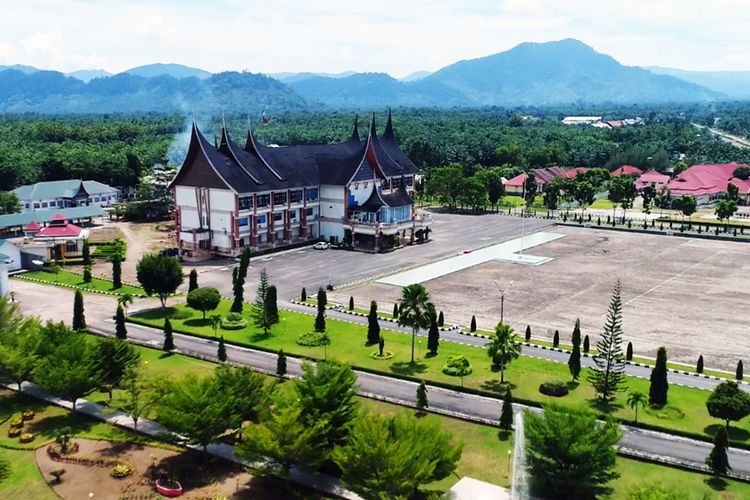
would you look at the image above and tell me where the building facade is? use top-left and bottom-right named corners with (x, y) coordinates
top-left (171, 113), bottom-right (429, 260)
top-left (13, 180), bottom-right (120, 213)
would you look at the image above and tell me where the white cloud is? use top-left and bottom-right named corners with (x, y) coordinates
top-left (0, 0), bottom-right (747, 75)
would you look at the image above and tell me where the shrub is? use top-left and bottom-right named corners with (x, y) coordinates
top-left (442, 355), bottom-right (472, 377)
top-left (539, 381), bottom-right (570, 397)
top-left (221, 312), bottom-right (248, 330)
top-left (370, 350), bottom-right (394, 360)
top-left (7, 428), bottom-right (21, 438)
top-left (10, 416), bottom-right (23, 428)
top-left (22, 410), bottom-right (35, 421)
top-left (296, 332), bottom-right (330, 347)
top-left (110, 462), bottom-right (134, 479)
top-left (19, 433), bottom-right (35, 443)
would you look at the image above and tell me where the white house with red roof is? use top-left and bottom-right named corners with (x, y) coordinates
top-left (635, 170), bottom-right (671, 191)
top-left (667, 162), bottom-right (750, 205)
top-left (29, 213), bottom-right (89, 260)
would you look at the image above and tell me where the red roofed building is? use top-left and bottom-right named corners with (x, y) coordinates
top-left (32, 214), bottom-right (88, 260)
top-left (610, 165), bottom-right (643, 177)
top-left (635, 170), bottom-right (670, 191)
top-left (667, 162), bottom-right (750, 205)
top-left (504, 167), bottom-right (589, 195)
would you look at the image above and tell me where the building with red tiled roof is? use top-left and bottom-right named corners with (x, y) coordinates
top-left (635, 170), bottom-right (671, 191)
top-left (32, 214), bottom-right (89, 260)
top-left (504, 167), bottom-right (589, 195)
top-left (610, 165), bottom-right (643, 176)
top-left (667, 162), bottom-right (750, 205)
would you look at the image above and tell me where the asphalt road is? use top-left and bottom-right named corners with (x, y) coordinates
top-left (89, 315), bottom-right (750, 478)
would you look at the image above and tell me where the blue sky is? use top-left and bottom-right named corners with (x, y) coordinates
top-left (1, 0), bottom-right (748, 76)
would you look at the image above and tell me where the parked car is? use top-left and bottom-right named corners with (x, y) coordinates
top-left (313, 242), bottom-right (330, 250)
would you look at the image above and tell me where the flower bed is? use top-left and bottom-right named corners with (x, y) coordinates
top-left (370, 350), bottom-right (394, 360)
top-left (10, 416), bottom-right (24, 429)
top-left (19, 433), bottom-right (35, 443)
top-left (22, 410), bottom-right (35, 421)
top-left (7, 428), bottom-right (21, 438)
top-left (110, 462), bottom-right (135, 478)
top-left (539, 381), bottom-right (569, 397)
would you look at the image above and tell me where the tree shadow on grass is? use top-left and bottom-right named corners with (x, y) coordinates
top-left (26, 413), bottom-right (97, 440)
top-left (424, 351), bottom-right (438, 359)
top-left (704, 423), bottom-right (750, 442)
top-left (481, 379), bottom-right (516, 395)
top-left (159, 352), bottom-right (175, 359)
top-left (567, 381), bottom-right (580, 391)
top-left (587, 398), bottom-right (624, 414)
top-left (389, 361), bottom-right (427, 376)
top-left (704, 476), bottom-right (728, 491)
top-left (184, 318), bottom-right (210, 328)
top-left (98, 440), bottom-right (146, 457)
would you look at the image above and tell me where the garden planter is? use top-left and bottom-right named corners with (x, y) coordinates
top-left (155, 479), bottom-right (183, 497)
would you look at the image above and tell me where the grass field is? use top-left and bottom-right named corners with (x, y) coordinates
top-left (18, 270), bottom-right (145, 296)
top-left (128, 300), bottom-right (750, 446)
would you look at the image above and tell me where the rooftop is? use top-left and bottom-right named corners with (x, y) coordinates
top-left (13, 179), bottom-right (119, 201)
top-left (0, 205), bottom-right (105, 230)
top-left (610, 165), bottom-right (643, 176)
top-left (668, 162), bottom-right (750, 196)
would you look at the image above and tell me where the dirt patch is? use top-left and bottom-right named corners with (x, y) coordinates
top-left (336, 227), bottom-right (750, 370)
top-left (35, 438), bottom-right (304, 499)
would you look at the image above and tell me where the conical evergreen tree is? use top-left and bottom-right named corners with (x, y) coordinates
top-left (697, 355), bottom-right (704, 374)
top-left (437, 310), bottom-right (444, 327)
top-left (349, 296), bottom-right (354, 311)
top-left (265, 285), bottom-right (279, 325)
top-left (82, 264), bottom-right (92, 283)
top-left (416, 380), bottom-right (429, 414)
top-left (217, 336), bottom-right (227, 362)
top-left (583, 334), bottom-right (590, 353)
top-left (317, 287), bottom-right (327, 309)
top-left (277, 349), bottom-right (287, 377)
top-left (111, 253), bottom-right (122, 289)
top-left (706, 426), bottom-right (731, 475)
top-left (553, 330), bottom-right (560, 348)
top-left (188, 269), bottom-right (199, 292)
top-left (392, 302), bottom-right (399, 318)
top-left (737, 360), bottom-right (744, 381)
top-left (626, 341), bottom-right (633, 361)
top-left (82, 239), bottom-right (91, 267)
top-left (649, 346), bottom-right (669, 406)
top-left (568, 318), bottom-right (582, 381)
top-left (427, 316), bottom-right (440, 354)
top-left (367, 301), bottom-right (380, 345)
top-left (314, 308), bottom-right (326, 332)
top-left (300, 287), bottom-right (307, 302)
top-left (251, 269), bottom-right (271, 335)
top-left (163, 318), bottom-right (175, 351)
top-left (72, 290), bottom-right (86, 330)
top-left (587, 281), bottom-right (627, 401)
top-left (231, 248), bottom-right (251, 313)
top-left (115, 304), bottom-right (127, 339)
top-left (499, 389), bottom-right (514, 431)
top-left (470, 315), bottom-right (477, 332)
top-left (525, 325), bottom-right (531, 341)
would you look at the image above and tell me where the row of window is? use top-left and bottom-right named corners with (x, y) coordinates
top-left (238, 188), bottom-right (319, 211)
top-left (238, 208), bottom-right (316, 228)
top-left (27, 195), bottom-right (117, 210)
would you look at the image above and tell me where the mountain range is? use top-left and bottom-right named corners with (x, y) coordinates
top-left (0, 39), bottom-right (746, 113)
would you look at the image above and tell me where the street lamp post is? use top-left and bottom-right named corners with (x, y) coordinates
top-left (496, 280), bottom-right (513, 325)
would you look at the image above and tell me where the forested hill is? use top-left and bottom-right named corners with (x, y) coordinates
top-left (0, 70), bottom-right (311, 114)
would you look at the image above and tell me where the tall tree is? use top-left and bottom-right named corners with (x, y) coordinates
top-left (117, 293), bottom-right (133, 317)
top-left (188, 268), bottom-right (199, 292)
top-left (470, 315), bottom-right (477, 332)
top-left (72, 290), bottom-right (86, 330)
top-left (82, 239), bottom-right (91, 267)
top-left (115, 304), bottom-right (127, 339)
top-left (163, 317), bottom-right (175, 351)
top-left (485, 323), bottom-right (521, 384)
top-left (186, 287), bottom-right (221, 319)
top-left (525, 325), bottom-right (531, 341)
top-left (214, 365), bottom-right (268, 436)
top-left (217, 336), bottom-right (227, 362)
top-left (706, 426), bottom-right (731, 475)
top-left (366, 301), bottom-right (380, 345)
top-left (738, 360), bottom-right (744, 380)
top-left (649, 346), bottom-right (669, 406)
top-left (231, 248), bottom-right (251, 313)
top-left (317, 286), bottom-right (328, 309)
top-left (276, 349), bottom-right (287, 377)
top-left (251, 269), bottom-right (272, 335)
top-left (587, 281), bottom-right (627, 401)
top-left (136, 254), bottom-right (183, 307)
top-left (706, 381), bottom-right (750, 429)
top-left (525, 404), bottom-right (621, 497)
top-left (300, 287), bottom-right (307, 302)
top-left (111, 252), bottom-right (122, 289)
top-left (641, 184), bottom-right (657, 214)
top-left (523, 172), bottom-right (538, 210)
top-left (499, 389), bottom-right (514, 432)
top-left (0, 306), bottom-right (40, 390)
top-left (568, 318), bottom-right (582, 381)
top-left (114, 365), bottom-right (156, 431)
top-left (265, 285), bottom-right (279, 325)
top-left (296, 361), bottom-right (359, 448)
top-left (314, 307), bottom-right (326, 333)
top-left (333, 413), bottom-right (462, 500)
top-left (697, 355), bottom-right (704, 374)
top-left (92, 338), bottom-right (140, 398)
top-left (416, 380), bottom-right (429, 414)
top-left (427, 315), bottom-right (440, 354)
top-left (396, 284), bottom-right (435, 364)
top-left (715, 200), bottom-right (738, 227)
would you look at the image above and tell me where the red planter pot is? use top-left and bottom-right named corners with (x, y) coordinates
top-left (154, 479), bottom-right (183, 497)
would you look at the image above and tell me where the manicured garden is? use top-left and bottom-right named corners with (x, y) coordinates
top-left (17, 270), bottom-right (145, 296)
top-left (127, 299), bottom-right (750, 447)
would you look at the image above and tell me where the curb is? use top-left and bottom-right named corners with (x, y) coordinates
top-left (11, 275), bottom-right (147, 298)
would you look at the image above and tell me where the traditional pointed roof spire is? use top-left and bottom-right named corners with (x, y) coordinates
top-left (369, 113), bottom-right (377, 137)
top-left (351, 115), bottom-right (359, 140)
top-left (214, 134), bottom-right (218, 148)
top-left (384, 107), bottom-right (394, 137)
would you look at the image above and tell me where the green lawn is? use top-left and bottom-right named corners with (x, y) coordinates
top-left (17, 270), bottom-right (145, 296)
top-left (128, 301), bottom-right (750, 446)
top-left (591, 198), bottom-right (616, 209)
top-left (0, 448), bottom-right (57, 500)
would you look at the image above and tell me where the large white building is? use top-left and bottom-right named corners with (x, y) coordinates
top-left (13, 180), bottom-right (120, 213)
top-left (170, 113), bottom-right (430, 260)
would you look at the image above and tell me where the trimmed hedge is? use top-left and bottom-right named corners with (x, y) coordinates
top-left (296, 332), bottom-right (330, 347)
top-left (539, 381), bottom-right (570, 397)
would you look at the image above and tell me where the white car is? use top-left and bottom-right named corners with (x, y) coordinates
top-left (313, 242), bottom-right (330, 250)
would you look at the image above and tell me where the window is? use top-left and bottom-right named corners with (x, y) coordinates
top-left (289, 209), bottom-right (297, 220)
top-left (257, 214), bottom-right (267, 225)
top-left (33, 203), bottom-right (40, 209)
top-left (392, 177), bottom-right (402, 188)
top-left (256, 194), bottom-right (270, 208)
top-left (24, 203), bottom-right (29, 209)
top-left (239, 196), bottom-right (253, 210)
top-left (238, 217), bottom-right (249, 227)
top-left (290, 189), bottom-right (303, 203)
top-left (306, 188), bottom-right (319, 202)
top-left (305, 208), bottom-right (315, 217)
top-left (41, 202), bottom-right (48, 208)
top-left (273, 192), bottom-right (287, 205)
top-left (65, 242), bottom-right (78, 253)
top-left (405, 176), bottom-right (414, 186)
top-left (273, 212), bottom-right (283, 221)
top-left (381, 178), bottom-right (390, 190)
top-left (57, 201), bottom-right (63, 207)
top-left (94, 197), bottom-right (100, 202)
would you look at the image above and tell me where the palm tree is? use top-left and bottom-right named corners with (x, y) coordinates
top-left (627, 391), bottom-right (648, 423)
top-left (209, 314), bottom-right (222, 337)
top-left (396, 284), bottom-right (435, 364)
top-left (117, 293), bottom-right (134, 317)
top-left (485, 323), bottom-right (522, 384)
